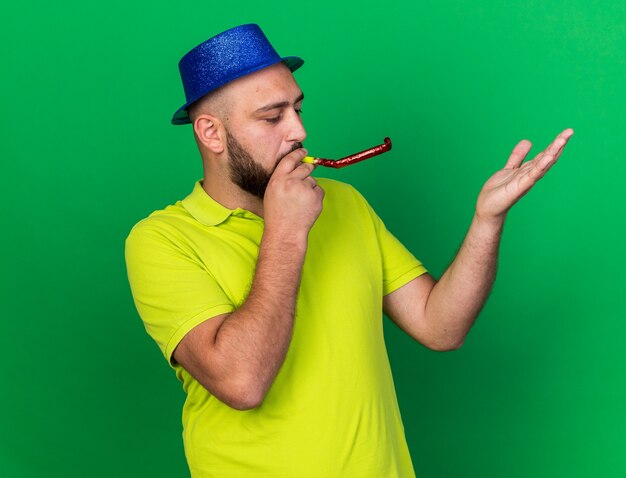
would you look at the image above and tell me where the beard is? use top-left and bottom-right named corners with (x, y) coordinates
top-left (226, 129), bottom-right (303, 200)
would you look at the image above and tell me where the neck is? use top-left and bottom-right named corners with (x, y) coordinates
top-left (201, 165), bottom-right (265, 218)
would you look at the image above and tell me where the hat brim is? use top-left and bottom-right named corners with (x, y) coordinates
top-left (171, 56), bottom-right (304, 125)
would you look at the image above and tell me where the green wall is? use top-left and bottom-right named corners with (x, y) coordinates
top-left (2, 1), bottom-right (624, 476)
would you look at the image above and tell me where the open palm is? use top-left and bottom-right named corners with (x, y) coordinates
top-left (476, 128), bottom-right (574, 222)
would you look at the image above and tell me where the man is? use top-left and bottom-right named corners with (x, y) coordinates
top-left (125, 24), bottom-right (573, 477)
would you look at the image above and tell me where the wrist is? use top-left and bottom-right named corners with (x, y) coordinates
top-left (262, 224), bottom-right (309, 251)
top-left (473, 211), bottom-right (505, 228)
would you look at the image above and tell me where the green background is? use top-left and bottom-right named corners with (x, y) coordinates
top-left (2, 0), bottom-right (624, 476)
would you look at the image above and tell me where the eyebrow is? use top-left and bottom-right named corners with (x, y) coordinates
top-left (254, 92), bottom-right (305, 113)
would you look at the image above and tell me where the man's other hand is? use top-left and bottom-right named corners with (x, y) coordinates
top-left (475, 128), bottom-right (575, 224)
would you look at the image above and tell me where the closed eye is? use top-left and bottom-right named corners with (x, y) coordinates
top-left (264, 108), bottom-right (303, 124)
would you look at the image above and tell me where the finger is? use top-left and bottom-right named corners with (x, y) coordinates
top-left (537, 150), bottom-right (558, 172)
top-left (529, 140), bottom-right (563, 168)
top-left (549, 128), bottom-right (574, 161)
top-left (559, 127), bottom-right (575, 140)
top-left (520, 151), bottom-right (556, 184)
top-left (504, 139), bottom-right (532, 169)
top-left (530, 128), bottom-right (575, 166)
top-left (304, 176), bottom-right (318, 188)
top-left (273, 148), bottom-right (309, 175)
top-left (290, 162), bottom-right (315, 179)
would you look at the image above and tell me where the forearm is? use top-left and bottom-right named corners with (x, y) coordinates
top-left (424, 214), bottom-right (504, 349)
top-left (211, 226), bottom-right (308, 401)
top-left (177, 149), bottom-right (322, 409)
top-left (409, 129), bottom-right (574, 351)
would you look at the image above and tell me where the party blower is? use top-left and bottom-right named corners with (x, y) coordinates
top-left (302, 137), bottom-right (392, 168)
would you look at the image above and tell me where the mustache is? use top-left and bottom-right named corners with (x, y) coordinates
top-left (290, 142), bottom-right (304, 153)
top-left (282, 142), bottom-right (304, 159)
top-left (274, 142), bottom-right (305, 168)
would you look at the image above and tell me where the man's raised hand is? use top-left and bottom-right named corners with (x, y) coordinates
top-left (475, 128), bottom-right (574, 224)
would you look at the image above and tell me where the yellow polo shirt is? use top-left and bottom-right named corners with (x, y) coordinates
top-left (125, 177), bottom-right (428, 478)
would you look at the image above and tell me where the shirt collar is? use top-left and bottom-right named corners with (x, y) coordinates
top-left (181, 180), bottom-right (262, 226)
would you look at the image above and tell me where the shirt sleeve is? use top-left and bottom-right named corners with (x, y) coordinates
top-left (349, 185), bottom-right (429, 295)
top-left (125, 221), bottom-right (235, 367)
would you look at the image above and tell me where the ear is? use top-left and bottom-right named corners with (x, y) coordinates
top-left (193, 114), bottom-right (225, 154)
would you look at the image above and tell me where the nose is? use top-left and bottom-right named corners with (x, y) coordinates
top-left (285, 109), bottom-right (307, 144)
